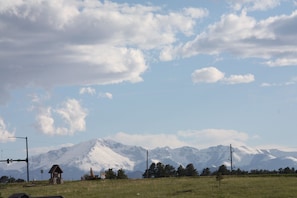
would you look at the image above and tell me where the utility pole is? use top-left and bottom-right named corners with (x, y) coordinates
top-left (230, 144), bottom-right (233, 172)
top-left (25, 136), bottom-right (29, 182)
top-left (146, 150), bottom-right (149, 178)
top-left (8, 136), bottom-right (29, 182)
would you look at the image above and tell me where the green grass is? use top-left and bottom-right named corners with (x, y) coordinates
top-left (1, 176), bottom-right (297, 198)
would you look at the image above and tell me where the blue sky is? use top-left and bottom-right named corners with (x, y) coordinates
top-left (1, 0), bottom-right (297, 159)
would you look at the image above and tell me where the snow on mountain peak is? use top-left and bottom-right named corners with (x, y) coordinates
top-left (1, 139), bottom-right (297, 180)
top-left (235, 145), bottom-right (262, 155)
top-left (80, 139), bottom-right (135, 171)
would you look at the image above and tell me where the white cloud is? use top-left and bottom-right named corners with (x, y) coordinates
top-left (183, 7), bottom-right (209, 19)
top-left (228, 0), bottom-right (282, 11)
top-left (163, 10), bottom-right (297, 67)
top-left (108, 132), bottom-right (188, 149)
top-left (56, 99), bottom-right (87, 134)
top-left (260, 82), bottom-right (290, 87)
top-left (29, 143), bottom-right (74, 156)
top-left (265, 58), bottom-right (297, 67)
top-left (28, 92), bottom-right (51, 104)
top-left (79, 87), bottom-right (96, 95)
top-left (79, 87), bottom-right (112, 99)
top-left (192, 67), bottom-right (225, 83)
top-left (108, 129), bottom-right (255, 149)
top-left (0, 117), bottom-right (15, 142)
top-left (261, 83), bottom-right (272, 87)
top-left (223, 74), bottom-right (255, 84)
top-left (35, 99), bottom-right (87, 136)
top-left (0, 0), bottom-right (201, 104)
top-left (256, 144), bottom-right (297, 152)
top-left (191, 67), bottom-right (254, 84)
top-left (36, 107), bottom-right (56, 135)
top-left (159, 45), bottom-right (176, 61)
top-left (98, 92), bottom-right (113, 100)
top-left (177, 129), bottom-right (251, 148)
top-left (261, 77), bottom-right (297, 87)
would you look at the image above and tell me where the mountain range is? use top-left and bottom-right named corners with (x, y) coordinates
top-left (1, 138), bottom-right (297, 180)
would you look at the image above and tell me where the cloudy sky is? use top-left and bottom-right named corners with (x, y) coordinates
top-left (1, 0), bottom-right (297, 159)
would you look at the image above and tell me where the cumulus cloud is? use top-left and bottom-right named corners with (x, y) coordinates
top-left (191, 67), bottom-right (225, 83)
top-left (35, 99), bottom-right (87, 135)
top-left (0, 117), bottom-right (15, 142)
top-left (36, 107), bottom-right (55, 135)
top-left (0, 0), bottom-right (203, 104)
top-left (183, 7), bottom-right (209, 19)
top-left (162, 10), bottom-right (297, 67)
top-left (191, 67), bottom-right (254, 84)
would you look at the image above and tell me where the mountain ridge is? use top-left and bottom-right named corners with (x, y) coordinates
top-left (1, 138), bottom-right (297, 180)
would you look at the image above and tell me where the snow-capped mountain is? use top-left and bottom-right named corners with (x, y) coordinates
top-left (1, 138), bottom-right (297, 180)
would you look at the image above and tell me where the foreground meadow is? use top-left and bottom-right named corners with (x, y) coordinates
top-left (1, 176), bottom-right (297, 198)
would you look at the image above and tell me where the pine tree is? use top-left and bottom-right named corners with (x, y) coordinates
top-left (200, 167), bottom-right (211, 176)
top-left (117, 169), bottom-right (128, 179)
top-left (155, 162), bottom-right (165, 178)
top-left (148, 162), bottom-right (156, 178)
top-left (177, 165), bottom-right (186, 177)
top-left (143, 162), bottom-right (157, 178)
top-left (185, 163), bottom-right (198, 176)
top-left (164, 164), bottom-right (176, 177)
top-left (105, 169), bottom-right (117, 179)
top-left (217, 165), bottom-right (229, 175)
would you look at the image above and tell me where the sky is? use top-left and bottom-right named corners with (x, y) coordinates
top-left (1, 0), bottom-right (297, 159)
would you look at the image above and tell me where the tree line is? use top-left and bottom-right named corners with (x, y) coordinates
top-left (82, 168), bottom-right (128, 180)
top-left (104, 168), bottom-right (128, 179)
top-left (0, 175), bottom-right (25, 183)
top-left (143, 162), bottom-right (199, 178)
top-left (1, 165), bottom-right (296, 183)
top-left (142, 162), bottom-right (297, 178)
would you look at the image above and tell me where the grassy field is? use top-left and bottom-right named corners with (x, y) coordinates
top-left (1, 176), bottom-right (297, 198)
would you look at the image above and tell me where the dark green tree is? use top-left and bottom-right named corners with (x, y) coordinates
top-left (143, 169), bottom-right (149, 178)
top-left (155, 162), bottom-right (165, 178)
top-left (177, 165), bottom-right (186, 177)
top-left (143, 162), bottom-right (157, 178)
top-left (164, 164), bottom-right (176, 177)
top-left (283, 167), bottom-right (295, 174)
top-left (8, 177), bottom-right (16, 183)
top-left (0, 176), bottom-right (8, 183)
top-left (16, 178), bottom-right (25, 183)
top-left (185, 163), bottom-right (198, 176)
top-left (0, 176), bottom-right (16, 183)
top-left (105, 169), bottom-right (117, 179)
top-left (117, 169), bottom-right (128, 179)
top-left (234, 168), bottom-right (248, 175)
top-left (200, 167), bottom-right (211, 176)
top-left (148, 162), bottom-right (156, 178)
top-left (217, 164), bottom-right (229, 175)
